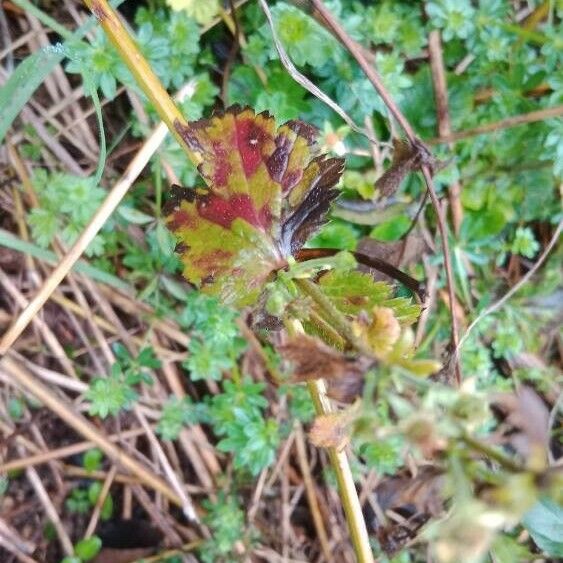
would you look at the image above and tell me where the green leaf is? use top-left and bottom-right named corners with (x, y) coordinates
top-left (86, 368), bottom-right (138, 418)
top-left (319, 270), bottom-right (420, 324)
top-left (118, 205), bottom-right (154, 225)
top-left (268, 3), bottom-right (339, 68)
top-left (157, 396), bottom-right (202, 440)
top-left (83, 449), bottom-right (103, 473)
top-left (370, 216), bottom-right (411, 241)
top-left (0, 49), bottom-right (61, 144)
top-left (167, 0), bottom-right (220, 25)
top-left (522, 499), bottom-right (563, 557)
top-left (74, 536), bottom-right (102, 561)
top-left (491, 534), bottom-right (533, 563)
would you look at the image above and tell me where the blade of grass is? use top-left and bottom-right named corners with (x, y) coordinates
top-left (0, 0), bottom-right (125, 145)
top-left (0, 49), bottom-right (61, 143)
top-left (0, 228), bottom-right (129, 291)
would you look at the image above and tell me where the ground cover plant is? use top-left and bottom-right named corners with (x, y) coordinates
top-left (0, 1), bottom-right (561, 562)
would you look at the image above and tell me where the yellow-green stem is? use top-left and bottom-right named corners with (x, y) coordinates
top-left (287, 318), bottom-right (374, 563)
top-left (83, 0), bottom-right (200, 166)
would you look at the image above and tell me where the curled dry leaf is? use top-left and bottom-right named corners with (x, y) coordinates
top-left (278, 333), bottom-right (374, 402)
top-left (353, 306), bottom-right (401, 358)
top-left (279, 333), bottom-right (373, 382)
top-left (166, 105), bottom-right (344, 307)
top-left (374, 138), bottom-right (443, 198)
top-left (492, 386), bottom-right (550, 468)
top-left (365, 466), bottom-right (445, 555)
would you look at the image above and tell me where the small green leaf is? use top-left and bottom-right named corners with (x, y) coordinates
top-left (118, 205), bottom-right (154, 225)
top-left (74, 536), bottom-right (102, 561)
top-left (83, 449), bottom-right (103, 473)
top-left (523, 499), bottom-right (563, 557)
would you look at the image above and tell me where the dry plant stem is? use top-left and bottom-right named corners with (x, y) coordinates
top-left (0, 355), bottom-right (182, 506)
top-left (0, 519), bottom-right (36, 558)
top-left (422, 170), bottom-right (461, 384)
top-left (311, 0), bottom-right (462, 383)
top-left (0, 427), bottom-right (147, 473)
top-left (428, 30), bottom-right (463, 235)
top-left (428, 104), bottom-right (563, 144)
top-left (85, 464), bottom-right (117, 538)
top-left (83, 0), bottom-right (198, 162)
top-left (294, 422), bottom-right (333, 562)
top-left (20, 452), bottom-right (74, 556)
top-left (286, 319), bottom-right (374, 563)
top-left (0, 536), bottom-right (38, 563)
top-left (0, 106), bottom-right (172, 355)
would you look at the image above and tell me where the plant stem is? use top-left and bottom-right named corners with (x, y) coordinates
top-left (82, 0), bottom-right (200, 166)
top-left (286, 318), bottom-right (374, 563)
top-left (294, 278), bottom-right (371, 356)
top-left (460, 433), bottom-right (524, 473)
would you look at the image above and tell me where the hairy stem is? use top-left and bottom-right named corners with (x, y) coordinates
top-left (460, 433), bottom-right (524, 473)
top-left (286, 318), bottom-right (374, 563)
top-left (294, 278), bottom-right (372, 356)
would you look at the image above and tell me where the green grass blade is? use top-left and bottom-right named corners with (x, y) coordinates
top-left (0, 48), bottom-right (63, 144)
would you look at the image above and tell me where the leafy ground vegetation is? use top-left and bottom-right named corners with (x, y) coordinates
top-left (0, 1), bottom-right (562, 562)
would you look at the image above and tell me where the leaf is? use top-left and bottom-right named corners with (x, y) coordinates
top-left (167, 0), bottom-right (220, 26)
top-left (522, 499), bottom-right (563, 557)
top-left (0, 48), bottom-right (62, 144)
top-left (166, 106), bottom-right (344, 307)
top-left (74, 536), bottom-right (102, 561)
top-left (318, 269), bottom-right (420, 324)
top-left (278, 334), bottom-right (373, 383)
top-left (118, 205), bottom-right (154, 225)
top-left (354, 306), bottom-right (401, 358)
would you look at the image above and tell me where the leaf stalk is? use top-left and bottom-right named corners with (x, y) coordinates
top-left (286, 318), bottom-right (374, 563)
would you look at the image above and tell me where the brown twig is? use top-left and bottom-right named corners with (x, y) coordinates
top-left (294, 422), bottom-right (334, 562)
top-left (0, 427), bottom-right (146, 473)
top-left (428, 30), bottom-right (463, 235)
top-left (428, 104), bottom-right (563, 145)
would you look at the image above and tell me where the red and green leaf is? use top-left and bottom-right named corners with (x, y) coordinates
top-left (165, 106), bottom-right (344, 307)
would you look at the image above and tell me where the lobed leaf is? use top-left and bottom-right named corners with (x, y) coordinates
top-left (166, 105), bottom-right (344, 307)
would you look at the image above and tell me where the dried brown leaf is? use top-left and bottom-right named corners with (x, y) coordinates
top-left (366, 466), bottom-right (445, 555)
top-left (279, 334), bottom-right (373, 383)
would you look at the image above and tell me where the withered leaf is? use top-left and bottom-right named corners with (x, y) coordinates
top-left (375, 138), bottom-right (444, 199)
top-left (353, 306), bottom-right (401, 359)
top-left (278, 333), bottom-right (374, 402)
top-left (278, 333), bottom-right (373, 383)
top-left (366, 466), bottom-right (445, 555)
top-left (492, 386), bottom-right (550, 467)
